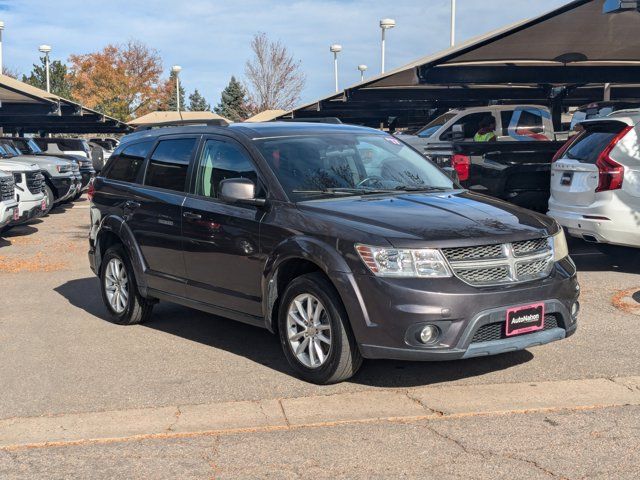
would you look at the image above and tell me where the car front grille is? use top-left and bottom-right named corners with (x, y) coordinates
top-left (470, 314), bottom-right (559, 344)
top-left (0, 176), bottom-right (15, 201)
top-left (442, 238), bottom-right (553, 286)
top-left (26, 171), bottom-right (44, 194)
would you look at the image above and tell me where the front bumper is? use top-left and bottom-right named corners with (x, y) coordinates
top-left (50, 176), bottom-right (74, 202)
top-left (11, 197), bottom-right (46, 224)
top-left (0, 200), bottom-right (19, 228)
top-left (334, 257), bottom-right (579, 361)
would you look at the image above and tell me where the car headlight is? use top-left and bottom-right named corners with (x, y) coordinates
top-left (552, 229), bottom-right (569, 261)
top-left (356, 245), bottom-right (452, 278)
top-left (56, 164), bottom-right (71, 173)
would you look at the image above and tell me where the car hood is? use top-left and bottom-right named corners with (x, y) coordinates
top-left (8, 154), bottom-right (68, 166)
top-left (298, 190), bottom-right (557, 247)
top-left (0, 160), bottom-right (39, 171)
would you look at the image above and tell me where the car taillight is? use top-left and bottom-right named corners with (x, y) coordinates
top-left (552, 132), bottom-right (584, 162)
top-left (595, 125), bottom-right (632, 192)
top-left (87, 179), bottom-right (95, 201)
top-left (451, 154), bottom-right (470, 181)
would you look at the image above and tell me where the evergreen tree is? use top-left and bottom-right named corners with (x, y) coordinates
top-left (188, 89), bottom-right (211, 111)
top-left (167, 70), bottom-right (186, 111)
top-left (214, 76), bottom-right (249, 121)
top-left (23, 57), bottom-right (74, 99)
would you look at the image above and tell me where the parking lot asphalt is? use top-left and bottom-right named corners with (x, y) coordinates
top-left (1, 197), bottom-right (639, 478)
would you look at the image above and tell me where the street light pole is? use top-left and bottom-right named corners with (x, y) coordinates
top-left (357, 64), bottom-right (368, 82)
top-left (171, 65), bottom-right (182, 112)
top-left (0, 22), bottom-right (4, 75)
top-left (39, 45), bottom-right (52, 93)
top-left (450, 0), bottom-right (456, 47)
top-left (380, 18), bottom-right (396, 74)
top-left (330, 44), bottom-right (342, 92)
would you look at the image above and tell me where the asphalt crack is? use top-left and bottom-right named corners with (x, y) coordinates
top-left (422, 422), bottom-right (568, 479)
top-left (405, 390), bottom-right (445, 416)
top-left (166, 406), bottom-right (182, 432)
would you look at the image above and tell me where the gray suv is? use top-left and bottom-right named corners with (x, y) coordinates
top-left (89, 122), bottom-right (579, 384)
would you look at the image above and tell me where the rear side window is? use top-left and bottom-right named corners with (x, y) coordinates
top-left (105, 141), bottom-right (153, 182)
top-left (144, 138), bottom-right (196, 192)
top-left (517, 110), bottom-right (543, 130)
top-left (565, 127), bottom-right (622, 164)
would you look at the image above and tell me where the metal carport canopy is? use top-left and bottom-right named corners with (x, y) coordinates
top-left (0, 74), bottom-right (131, 134)
top-left (283, 0), bottom-right (640, 128)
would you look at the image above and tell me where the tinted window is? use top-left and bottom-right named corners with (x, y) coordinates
top-left (195, 139), bottom-right (260, 198)
top-left (144, 138), bottom-right (196, 192)
top-left (441, 112), bottom-right (487, 139)
top-left (105, 141), bottom-right (153, 182)
top-left (565, 126), bottom-right (624, 164)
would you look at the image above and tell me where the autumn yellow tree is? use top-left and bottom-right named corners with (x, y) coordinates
top-left (68, 40), bottom-right (164, 121)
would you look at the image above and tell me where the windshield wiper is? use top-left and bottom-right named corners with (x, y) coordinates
top-left (393, 185), bottom-right (451, 192)
top-left (293, 187), bottom-right (393, 196)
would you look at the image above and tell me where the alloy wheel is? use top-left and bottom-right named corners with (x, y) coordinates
top-left (104, 257), bottom-right (129, 314)
top-left (286, 293), bottom-right (332, 369)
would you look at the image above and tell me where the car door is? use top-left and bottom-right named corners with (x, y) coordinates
top-left (126, 136), bottom-right (198, 296)
top-left (182, 135), bottom-right (266, 317)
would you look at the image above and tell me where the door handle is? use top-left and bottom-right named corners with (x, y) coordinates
top-left (124, 200), bottom-right (140, 210)
top-left (183, 211), bottom-right (202, 221)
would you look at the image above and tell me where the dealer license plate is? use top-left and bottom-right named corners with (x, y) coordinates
top-left (505, 303), bottom-right (545, 336)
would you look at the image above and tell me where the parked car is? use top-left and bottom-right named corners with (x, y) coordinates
top-left (422, 140), bottom-right (567, 212)
top-left (0, 142), bottom-right (79, 214)
top-left (7, 137), bottom-right (95, 198)
top-left (34, 137), bottom-right (91, 159)
top-left (399, 105), bottom-right (556, 151)
top-left (0, 160), bottom-right (46, 230)
top-left (89, 122), bottom-right (579, 384)
top-left (569, 101), bottom-right (640, 131)
top-left (548, 110), bottom-right (640, 261)
top-left (0, 170), bottom-right (19, 230)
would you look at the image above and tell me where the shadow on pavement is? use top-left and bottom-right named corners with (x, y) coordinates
top-left (55, 277), bottom-right (534, 388)
top-left (568, 237), bottom-right (640, 274)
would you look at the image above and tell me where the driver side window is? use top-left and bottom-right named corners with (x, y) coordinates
top-left (195, 139), bottom-right (263, 198)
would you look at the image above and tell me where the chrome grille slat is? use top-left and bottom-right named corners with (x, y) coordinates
top-left (26, 171), bottom-right (44, 195)
top-left (442, 237), bottom-right (553, 287)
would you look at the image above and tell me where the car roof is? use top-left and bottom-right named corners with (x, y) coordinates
top-left (121, 121), bottom-right (383, 145)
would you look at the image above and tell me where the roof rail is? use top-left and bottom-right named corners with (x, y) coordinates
top-left (133, 118), bottom-right (229, 132)
top-left (280, 117), bottom-right (342, 124)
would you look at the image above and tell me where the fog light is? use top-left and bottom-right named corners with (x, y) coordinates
top-left (571, 301), bottom-right (579, 317)
top-left (419, 325), bottom-right (439, 344)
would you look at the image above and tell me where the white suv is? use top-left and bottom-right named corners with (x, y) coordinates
top-left (0, 170), bottom-right (19, 230)
top-left (0, 160), bottom-right (46, 227)
top-left (548, 110), bottom-right (640, 259)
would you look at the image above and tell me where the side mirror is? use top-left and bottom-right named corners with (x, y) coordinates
top-left (219, 178), bottom-right (266, 206)
top-left (442, 167), bottom-right (460, 183)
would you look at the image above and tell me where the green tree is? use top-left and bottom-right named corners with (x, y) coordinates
top-left (214, 76), bottom-right (249, 121)
top-left (188, 89), bottom-right (210, 111)
top-left (23, 57), bottom-right (74, 99)
top-left (167, 70), bottom-right (186, 111)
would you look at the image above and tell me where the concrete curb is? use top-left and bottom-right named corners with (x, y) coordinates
top-left (1, 376), bottom-right (639, 450)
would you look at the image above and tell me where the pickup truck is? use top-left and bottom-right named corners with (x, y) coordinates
top-left (423, 140), bottom-right (566, 212)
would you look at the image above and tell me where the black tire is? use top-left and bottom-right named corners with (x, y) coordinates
top-left (73, 191), bottom-right (83, 201)
top-left (100, 245), bottom-right (154, 325)
top-left (278, 272), bottom-right (362, 384)
top-left (43, 184), bottom-right (54, 215)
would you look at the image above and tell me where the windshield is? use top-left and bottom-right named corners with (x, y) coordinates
top-left (415, 113), bottom-right (456, 138)
top-left (26, 138), bottom-right (42, 153)
top-left (0, 143), bottom-right (20, 156)
top-left (254, 133), bottom-right (454, 201)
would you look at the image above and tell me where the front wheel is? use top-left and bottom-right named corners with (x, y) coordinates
top-left (100, 246), bottom-right (154, 325)
top-left (278, 272), bottom-right (362, 384)
top-left (43, 185), bottom-right (54, 215)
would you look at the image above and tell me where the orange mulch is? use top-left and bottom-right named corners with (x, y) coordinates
top-left (611, 287), bottom-right (640, 315)
top-left (0, 252), bottom-right (68, 273)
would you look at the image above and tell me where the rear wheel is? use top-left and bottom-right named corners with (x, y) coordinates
top-left (278, 272), bottom-right (362, 384)
top-left (100, 245), bottom-right (154, 325)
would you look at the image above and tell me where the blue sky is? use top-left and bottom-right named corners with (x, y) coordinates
top-left (0, 0), bottom-right (569, 107)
